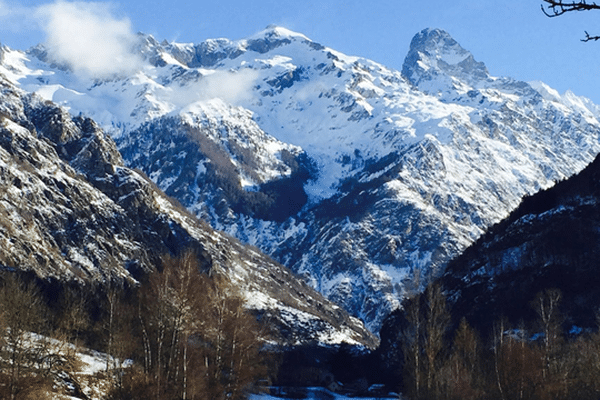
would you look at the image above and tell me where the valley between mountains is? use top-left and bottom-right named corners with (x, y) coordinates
top-left (1, 24), bottom-right (600, 398)
top-left (4, 26), bottom-right (598, 332)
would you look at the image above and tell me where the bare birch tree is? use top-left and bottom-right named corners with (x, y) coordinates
top-left (121, 250), bottom-right (270, 400)
top-left (423, 283), bottom-right (450, 400)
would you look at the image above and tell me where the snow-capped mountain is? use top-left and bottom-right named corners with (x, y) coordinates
top-left (0, 73), bottom-right (376, 348)
top-left (3, 26), bottom-right (600, 332)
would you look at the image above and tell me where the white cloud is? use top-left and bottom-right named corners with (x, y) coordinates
top-left (196, 69), bottom-right (261, 105)
top-left (1, 1), bottom-right (259, 103)
top-left (34, 1), bottom-right (143, 79)
top-left (167, 69), bottom-right (261, 108)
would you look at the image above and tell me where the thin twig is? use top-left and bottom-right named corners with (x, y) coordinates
top-left (541, 0), bottom-right (600, 17)
top-left (541, 1), bottom-right (600, 41)
top-left (582, 31), bottom-right (600, 41)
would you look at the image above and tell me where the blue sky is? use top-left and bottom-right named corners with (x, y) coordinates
top-left (1, 0), bottom-right (600, 103)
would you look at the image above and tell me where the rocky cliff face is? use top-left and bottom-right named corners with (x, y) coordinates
top-left (4, 27), bottom-right (600, 332)
top-left (0, 76), bottom-right (162, 282)
top-left (0, 73), bottom-right (376, 348)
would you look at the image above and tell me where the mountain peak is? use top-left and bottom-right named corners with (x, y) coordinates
top-left (243, 25), bottom-right (316, 54)
top-left (250, 25), bottom-right (311, 42)
top-left (402, 28), bottom-right (489, 88)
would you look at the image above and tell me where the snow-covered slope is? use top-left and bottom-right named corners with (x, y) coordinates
top-left (0, 72), bottom-right (376, 348)
top-left (3, 27), bottom-right (600, 331)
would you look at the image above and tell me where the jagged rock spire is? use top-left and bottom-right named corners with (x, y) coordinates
top-left (402, 28), bottom-right (489, 88)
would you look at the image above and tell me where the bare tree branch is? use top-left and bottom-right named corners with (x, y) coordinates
top-left (541, 0), bottom-right (600, 17)
top-left (582, 30), bottom-right (600, 41)
top-left (541, 1), bottom-right (600, 42)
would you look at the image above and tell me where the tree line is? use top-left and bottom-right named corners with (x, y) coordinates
top-left (0, 251), bottom-right (275, 400)
top-left (396, 284), bottom-right (600, 400)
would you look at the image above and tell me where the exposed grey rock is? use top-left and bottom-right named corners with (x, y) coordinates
top-left (402, 28), bottom-right (489, 87)
top-left (0, 75), bottom-right (377, 348)
top-left (6, 27), bottom-right (600, 335)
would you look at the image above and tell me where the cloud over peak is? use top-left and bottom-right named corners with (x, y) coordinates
top-left (0, 0), bottom-right (143, 78)
top-left (33, 1), bottom-right (143, 78)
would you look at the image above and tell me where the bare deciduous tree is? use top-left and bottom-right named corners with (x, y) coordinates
top-left (531, 288), bottom-right (563, 381)
top-left (490, 318), bottom-right (543, 400)
top-left (400, 281), bottom-right (450, 400)
top-left (57, 286), bottom-right (90, 349)
top-left (0, 274), bottom-right (82, 399)
top-left (0, 275), bottom-right (49, 400)
top-left (423, 283), bottom-right (450, 400)
top-left (441, 318), bottom-right (483, 400)
top-left (530, 288), bottom-right (574, 398)
top-left (135, 250), bottom-right (207, 400)
top-left (195, 273), bottom-right (270, 400)
top-left (400, 269), bottom-right (423, 399)
top-left (116, 251), bottom-right (270, 400)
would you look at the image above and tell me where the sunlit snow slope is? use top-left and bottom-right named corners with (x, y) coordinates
top-left (3, 27), bottom-right (600, 331)
top-left (0, 70), bottom-right (375, 348)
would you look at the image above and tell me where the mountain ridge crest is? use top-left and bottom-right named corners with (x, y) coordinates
top-left (2, 27), bottom-right (600, 333)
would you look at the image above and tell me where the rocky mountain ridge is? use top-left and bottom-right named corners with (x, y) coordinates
top-left (0, 73), bottom-right (376, 348)
top-left (3, 26), bottom-right (600, 331)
